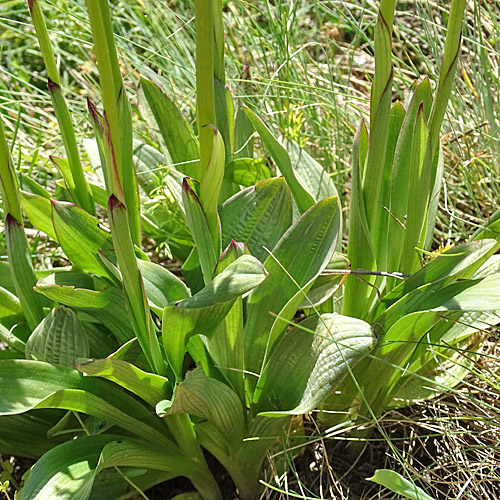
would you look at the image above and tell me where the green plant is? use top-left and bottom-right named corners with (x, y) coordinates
top-left (0, 0), bottom-right (499, 498)
top-left (317, 0), bottom-right (500, 444)
top-left (0, 1), bottom-right (374, 499)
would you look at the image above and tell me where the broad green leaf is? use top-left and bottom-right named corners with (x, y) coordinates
top-left (206, 242), bottom-right (248, 401)
top-left (244, 197), bottom-right (340, 381)
top-left (75, 357), bottom-right (170, 407)
top-left (37, 389), bottom-right (173, 448)
top-left (0, 360), bottom-right (172, 447)
top-left (219, 177), bottom-right (293, 262)
top-left (138, 259), bottom-right (190, 313)
top-left (77, 287), bottom-right (135, 345)
top-left (342, 121), bottom-right (375, 320)
top-left (367, 469), bottom-right (436, 500)
top-left (377, 239), bottom-right (500, 317)
top-left (399, 103), bottom-right (430, 274)
top-left (0, 412), bottom-right (56, 458)
top-left (233, 106), bottom-right (254, 159)
top-left (352, 272), bottom-right (500, 419)
top-left (133, 140), bottom-right (165, 195)
top-left (283, 139), bottom-right (340, 221)
top-left (96, 438), bottom-right (190, 476)
top-left (0, 285), bottom-right (23, 328)
top-left (139, 78), bottom-right (200, 179)
top-left (168, 366), bottom-right (245, 446)
top-left (224, 158), bottom-right (271, 186)
top-left (20, 190), bottom-right (58, 241)
top-left (5, 215), bottom-right (44, 330)
top-left (51, 200), bottom-right (113, 276)
top-left (391, 329), bottom-right (483, 406)
top-left (182, 178), bottom-right (218, 284)
top-left (163, 254), bottom-right (267, 380)
top-left (257, 313), bottom-right (375, 416)
top-left (370, 100), bottom-right (406, 282)
top-left (35, 273), bottom-right (111, 309)
top-left (108, 195), bottom-right (164, 376)
top-left (17, 435), bottom-right (119, 500)
top-left (17, 433), bottom-right (173, 500)
top-left (25, 306), bottom-right (89, 368)
top-left (244, 106), bottom-right (314, 214)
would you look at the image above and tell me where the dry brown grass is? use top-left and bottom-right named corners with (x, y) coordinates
top-left (262, 335), bottom-right (500, 500)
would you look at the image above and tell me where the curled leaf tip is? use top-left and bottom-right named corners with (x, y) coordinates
top-left (201, 123), bottom-right (218, 135)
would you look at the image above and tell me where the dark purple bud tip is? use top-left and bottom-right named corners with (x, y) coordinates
top-left (27, 0), bottom-right (34, 15)
top-left (108, 194), bottom-right (125, 212)
top-left (87, 98), bottom-right (103, 123)
top-left (5, 213), bottom-right (21, 229)
top-left (201, 124), bottom-right (218, 135)
top-left (47, 78), bottom-right (60, 94)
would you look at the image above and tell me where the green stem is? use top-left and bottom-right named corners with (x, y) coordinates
top-left (166, 413), bottom-right (222, 500)
top-left (29, 0), bottom-right (94, 214)
top-left (108, 195), bottom-right (165, 375)
top-left (85, 0), bottom-right (140, 244)
top-left (195, 0), bottom-right (217, 180)
top-left (0, 117), bottom-right (22, 222)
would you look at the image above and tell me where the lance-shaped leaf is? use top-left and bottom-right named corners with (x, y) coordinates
top-left (342, 121), bottom-right (375, 320)
top-left (352, 272), bottom-right (500, 420)
top-left (0, 413), bottom-right (57, 459)
top-left (5, 215), bottom-right (44, 330)
top-left (367, 469), bottom-right (436, 500)
top-left (139, 78), bottom-right (200, 179)
top-left (18, 435), bottom-right (178, 500)
top-left (168, 366), bottom-right (246, 446)
top-left (0, 103), bottom-right (23, 222)
top-left (182, 178), bottom-right (218, 284)
top-left (138, 259), bottom-right (191, 314)
top-left (0, 285), bottom-right (24, 329)
top-left (370, 100), bottom-right (406, 284)
top-left (283, 139), bottom-right (340, 219)
top-left (224, 158), bottom-right (271, 187)
top-left (108, 195), bottom-right (164, 374)
top-left (35, 272), bottom-right (111, 309)
top-left (0, 359), bottom-right (174, 450)
top-left (206, 241), bottom-right (248, 401)
top-left (219, 177), bottom-right (292, 263)
top-left (256, 313), bottom-right (375, 416)
top-left (17, 434), bottom-right (119, 500)
top-left (300, 254), bottom-right (350, 308)
top-left (363, 11), bottom-right (394, 230)
top-left (376, 238), bottom-right (500, 316)
top-left (399, 103), bottom-right (430, 274)
top-left (163, 254), bottom-right (267, 380)
top-left (20, 191), bottom-right (58, 241)
top-left (244, 106), bottom-right (315, 214)
top-left (75, 357), bottom-right (170, 408)
top-left (25, 306), bottom-right (89, 368)
top-left (51, 200), bottom-right (113, 276)
top-left (199, 125), bottom-right (225, 255)
top-left (244, 196), bottom-right (340, 381)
